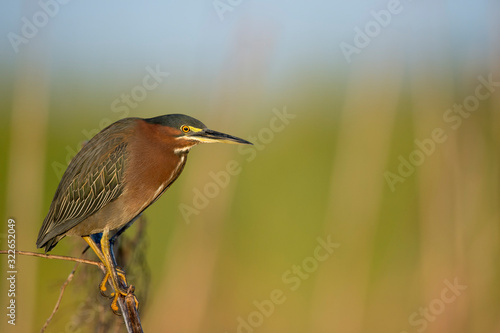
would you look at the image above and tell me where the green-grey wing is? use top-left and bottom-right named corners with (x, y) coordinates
top-left (37, 123), bottom-right (130, 251)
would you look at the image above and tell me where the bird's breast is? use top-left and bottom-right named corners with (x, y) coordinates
top-left (122, 138), bottom-right (187, 220)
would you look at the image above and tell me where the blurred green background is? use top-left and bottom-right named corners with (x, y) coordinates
top-left (1, 1), bottom-right (500, 332)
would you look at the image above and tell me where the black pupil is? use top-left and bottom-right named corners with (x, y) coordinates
top-left (183, 127), bottom-right (188, 132)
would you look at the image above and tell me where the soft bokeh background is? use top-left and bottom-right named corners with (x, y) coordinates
top-left (1, 1), bottom-right (500, 332)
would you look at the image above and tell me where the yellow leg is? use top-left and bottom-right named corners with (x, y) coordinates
top-left (83, 235), bottom-right (105, 262)
top-left (100, 227), bottom-right (129, 313)
top-left (83, 231), bottom-right (138, 313)
top-left (83, 235), bottom-right (125, 296)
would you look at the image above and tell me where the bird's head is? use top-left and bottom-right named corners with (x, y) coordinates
top-left (145, 114), bottom-right (252, 153)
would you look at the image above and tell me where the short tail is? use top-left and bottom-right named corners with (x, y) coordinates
top-left (36, 235), bottom-right (63, 253)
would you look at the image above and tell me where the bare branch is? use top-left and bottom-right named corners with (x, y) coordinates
top-left (1, 250), bottom-right (142, 332)
top-left (40, 262), bottom-right (80, 333)
top-left (0, 250), bottom-right (104, 269)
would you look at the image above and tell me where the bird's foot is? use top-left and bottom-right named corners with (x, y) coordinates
top-left (99, 267), bottom-right (128, 297)
top-left (98, 267), bottom-right (138, 314)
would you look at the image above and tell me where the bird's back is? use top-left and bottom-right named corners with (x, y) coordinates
top-left (37, 119), bottom-right (135, 252)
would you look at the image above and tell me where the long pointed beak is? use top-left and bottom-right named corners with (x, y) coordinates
top-left (191, 129), bottom-right (252, 145)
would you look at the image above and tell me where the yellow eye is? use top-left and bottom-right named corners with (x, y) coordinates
top-left (181, 125), bottom-right (190, 133)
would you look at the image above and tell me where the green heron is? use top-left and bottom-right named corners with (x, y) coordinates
top-left (36, 114), bottom-right (251, 312)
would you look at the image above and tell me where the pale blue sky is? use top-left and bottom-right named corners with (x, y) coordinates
top-left (1, 2), bottom-right (491, 55)
top-left (0, 0), bottom-right (495, 88)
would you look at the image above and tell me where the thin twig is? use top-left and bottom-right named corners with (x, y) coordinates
top-left (0, 250), bottom-right (104, 269)
top-left (40, 262), bottom-right (80, 333)
top-left (1, 250), bottom-right (142, 332)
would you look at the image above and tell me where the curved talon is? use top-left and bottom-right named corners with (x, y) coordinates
top-left (99, 270), bottom-right (128, 298)
top-left (99, 268), bottom-right (128, 293)
top-left (111, 293), bottom-right (124, 315)
top-left (99, 272), bottom-right (111, 297)
top-left (101, 267), bottom-right (133, 313)
top-left (100, 288), bottom-right (112, 298)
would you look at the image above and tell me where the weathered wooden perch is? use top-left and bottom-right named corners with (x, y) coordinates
top-left (123, 286), bottom-right (143, 332)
